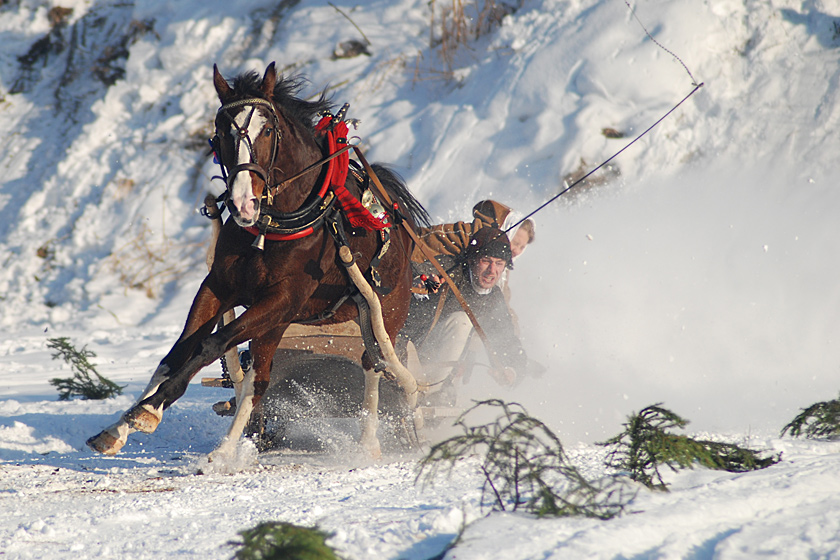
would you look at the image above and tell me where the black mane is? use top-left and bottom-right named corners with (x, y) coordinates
top-left (228, 69), bottom-right (430, 229)
top-left (231, 70), bottom-right (332, 130)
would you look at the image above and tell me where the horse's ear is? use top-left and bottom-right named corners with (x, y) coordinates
top-left (213, 64), bottom-right (234, 102)
top-left (261, 62), bottom-right (277, 99)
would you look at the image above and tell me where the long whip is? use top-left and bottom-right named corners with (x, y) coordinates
top-left (505, 82), bottom-right (704, 235)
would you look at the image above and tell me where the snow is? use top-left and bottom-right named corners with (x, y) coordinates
top-left (2, 0), bottom-right (840, 557)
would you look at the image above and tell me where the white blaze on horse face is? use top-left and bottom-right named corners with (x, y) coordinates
top-left (230, 110), bottom-right (268, 224)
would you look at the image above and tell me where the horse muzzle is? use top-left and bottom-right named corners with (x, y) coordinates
top-left (226, 163), bottom-right (270, 227)
top-left (231, 196), bottom-right (260, 227)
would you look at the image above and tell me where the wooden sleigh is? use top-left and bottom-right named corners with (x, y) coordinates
top-left (200, 320), bottom-right (463, 451)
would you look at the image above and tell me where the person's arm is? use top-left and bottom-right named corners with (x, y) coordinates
top-left (481, 291), bottom-right (528, 385)
top-left (410, 220), bottom-right (480, 264)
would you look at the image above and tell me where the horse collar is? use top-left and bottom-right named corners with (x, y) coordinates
top-left (244, 191), bottom-right (339, 245)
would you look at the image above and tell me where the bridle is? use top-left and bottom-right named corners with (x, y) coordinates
top-left (207, 92), bottom-right (417, 374)
top-left (211, 97), bottom-right (357, 243)
top-left (213, 97), bottom-right (281, 205)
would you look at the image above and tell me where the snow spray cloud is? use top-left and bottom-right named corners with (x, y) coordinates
top-left (503, 159), bottom-right (840, 445)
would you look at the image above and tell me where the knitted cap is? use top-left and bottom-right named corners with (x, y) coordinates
top-left (466, 226), bottom-right (512, 266)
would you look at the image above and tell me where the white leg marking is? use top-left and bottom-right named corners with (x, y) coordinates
top-left (137, 364), bottom-right (170, 402)
top-left (87, 416), bottom-right (136, 455)
top-left (88, 364), bottom-right (171, 453)
top-left (126, 363), bottom-right (170, 431)
top-left (210, 366), bottom-right (255, 460)
top-left (360, 368), bottom-right (382, 459)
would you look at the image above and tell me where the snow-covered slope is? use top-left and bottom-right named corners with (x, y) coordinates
top-left (2, 0), bottom-right (840, 558)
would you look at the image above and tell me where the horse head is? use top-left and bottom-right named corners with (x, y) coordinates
top-left (212, 62), bottom-right (325, 228)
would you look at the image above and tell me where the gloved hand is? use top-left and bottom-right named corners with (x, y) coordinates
top-left (489, 366), bottom-right (517, 387)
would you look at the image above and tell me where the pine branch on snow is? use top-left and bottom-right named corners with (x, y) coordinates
top-left (47, 337), bottom-right (124, 400)
top-left (230, 521), bottom-right (342, 560)
top-left (600, 404), bottom-right (780, 491)
top-left (417, 399), bottom-right (633, 519)
top-left (781, 395), bottom-right (840, 439)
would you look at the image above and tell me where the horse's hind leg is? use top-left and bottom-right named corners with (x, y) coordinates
top-left (210, 360), bottom-right (257, 459)
top-left (360, 368), bottom-right (383, 459)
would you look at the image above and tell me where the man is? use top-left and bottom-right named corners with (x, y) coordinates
top-left (400, 227), bottom-right (527, 404)
top-left (412, 199), bottom-right (536, 273)
top-left (412, 199), bottom-right (535, 319)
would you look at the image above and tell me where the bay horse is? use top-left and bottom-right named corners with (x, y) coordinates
top-left (87, 62), bottom-right (430, 459)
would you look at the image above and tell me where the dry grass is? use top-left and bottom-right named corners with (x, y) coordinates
top-left (106, 223), bottom-right (202, 298)
top-left (112, 177), bottom-right (136, 200)
top-left (561, 158), bottom-right (622, 198)
top-left (416, 0), bottom-right (520, 82)
top-left (358, 54), bottom-right (410, 96)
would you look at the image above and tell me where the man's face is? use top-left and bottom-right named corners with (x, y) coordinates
top-left (470, 256), bottom-right (507, 290)
top-left (511, 227), bottom-right (530, 259)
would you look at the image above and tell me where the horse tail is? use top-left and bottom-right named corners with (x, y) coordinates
top-left (371, 164), bottom-right (431, 228)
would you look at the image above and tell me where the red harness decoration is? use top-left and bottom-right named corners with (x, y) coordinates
top-left (315, 116), bottom-right (388, 231)
top-left (239, 114), bottom-right (388, 242)
top-left (243, 225), bottom-right (314, 240)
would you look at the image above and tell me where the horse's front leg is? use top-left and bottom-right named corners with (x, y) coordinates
top-left (210, 329), bottom-right (285, 460)
top-left (87, 282), bottom-right (225, 455)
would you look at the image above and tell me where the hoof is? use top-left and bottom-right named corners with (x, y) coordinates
top-left (124, 405), bottom-right (161, 434)
top-left (208, 437), bottom-right (237, 463)
top-left (87, 430), bottom-right (124, 455)
top-left (361, 438), bottom-right (382, 460)
top-left (212, 398), bottom-right (236, 417)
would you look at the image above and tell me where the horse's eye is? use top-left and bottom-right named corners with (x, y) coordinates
top-left (264, 127), bottom-right (274, 137)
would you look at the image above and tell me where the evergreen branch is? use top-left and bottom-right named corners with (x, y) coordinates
top-left (230, 521), bottom-right (342, 560)
top-left (781, 395), bottom-right (840, 439)
top-left (600, 403), bottom-right (780, 491)
top-left (47, 337), bottom-right (124, 400)
top-left (417, 399), bottom-right (633, 519)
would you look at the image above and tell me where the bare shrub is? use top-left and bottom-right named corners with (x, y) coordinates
top-left (418, 0), bottom-right (521, 80)
top-left (106, 223), bottom-right (202, 298)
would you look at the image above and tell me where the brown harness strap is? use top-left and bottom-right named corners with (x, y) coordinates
top-left (352, 146), bottom-right (504, 373)
top-left (427, 285), bottom-right (449, 335)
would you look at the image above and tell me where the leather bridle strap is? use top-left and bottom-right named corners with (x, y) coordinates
top-left (216, 98), bottom-right (281, 203)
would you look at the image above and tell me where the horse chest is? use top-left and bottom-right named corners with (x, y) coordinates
top-left (216, 244), bottom-right (335, 297)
